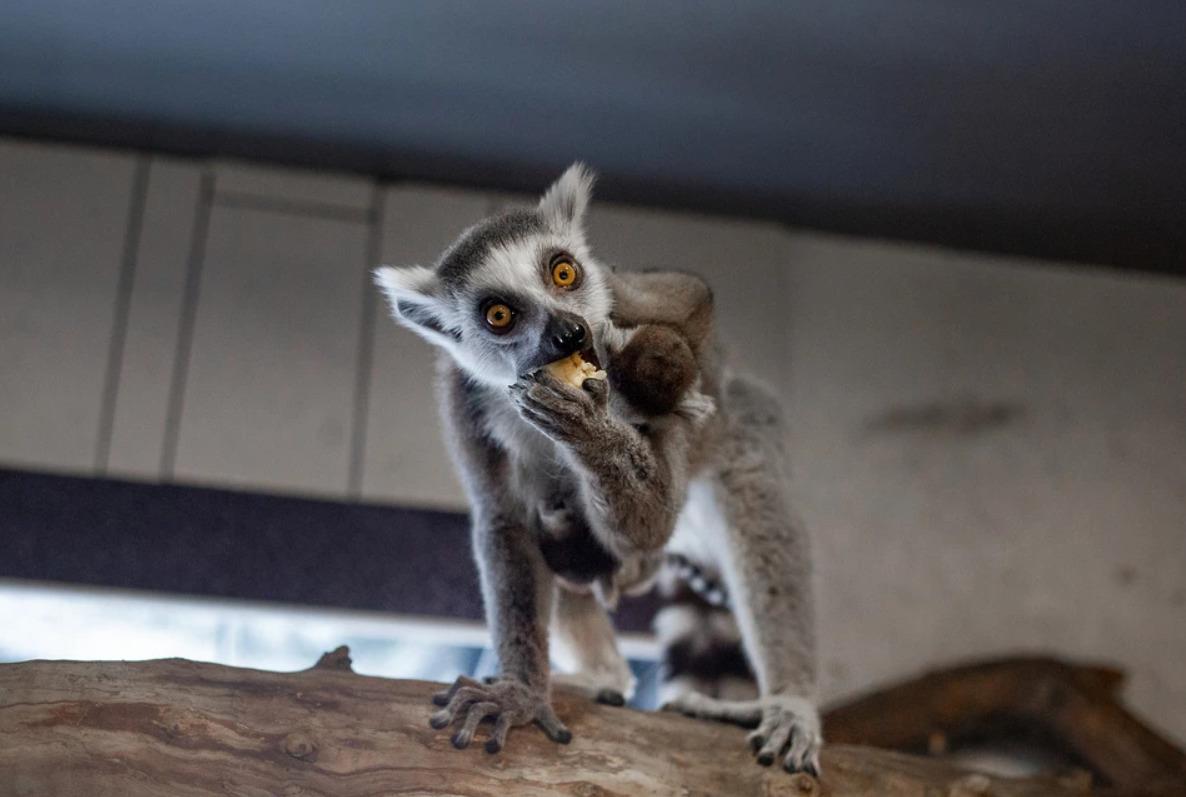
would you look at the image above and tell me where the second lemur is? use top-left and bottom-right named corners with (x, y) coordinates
top-left (375, 164), bottom-right (821, 775)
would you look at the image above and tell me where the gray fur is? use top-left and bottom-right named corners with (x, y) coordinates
top-left (437, 210), bottom-right (545, 288)
top-left (375, 163), bottom-right (821, 776)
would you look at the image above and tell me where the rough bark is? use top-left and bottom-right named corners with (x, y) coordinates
top-left (0, 650), bottom-right (1109, 797)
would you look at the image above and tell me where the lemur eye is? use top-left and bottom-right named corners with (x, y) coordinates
top-left (484, 302), bottom-right (515, 333)
top-left (551, 259), bottom-right (579, 288)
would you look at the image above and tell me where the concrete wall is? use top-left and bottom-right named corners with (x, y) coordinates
top-left (2, 138), bottom-right (1183, 743)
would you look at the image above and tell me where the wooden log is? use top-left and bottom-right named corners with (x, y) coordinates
top-left (823, 657), bottom-right (1186, 794)
top-left (0, 651), bottom-right (1104, 797)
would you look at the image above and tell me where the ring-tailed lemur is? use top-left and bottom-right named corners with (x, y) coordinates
top-left (375, 164), bottom-right (821, 776)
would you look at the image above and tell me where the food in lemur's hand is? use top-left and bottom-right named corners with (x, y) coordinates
top-left (544, 352), bottom-right (606, 389)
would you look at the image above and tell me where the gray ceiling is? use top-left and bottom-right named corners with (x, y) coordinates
top-left (3, 1), bottom-right (1184, 272)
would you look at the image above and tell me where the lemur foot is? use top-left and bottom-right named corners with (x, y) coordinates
top-left (662, 691), bottom-right (822, 776)
top-left (430, 675), bottom-right (572, 753)
top-left (551, 667), bottom-right (637, 707)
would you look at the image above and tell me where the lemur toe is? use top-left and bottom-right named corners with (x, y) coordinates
top-left (431, 674), bottom-right (483, 706)
top-left (594, 688), bottom-right (625, 706)
top-left (451, 700), bottom-right (499, 749)
top-left (535, 704), bottom-right (573, 744)
top-left (757, 720), bottom-right (794, 761)
top-left (783, 728), bottom-right (822, 776)
top-left (484, 714), bottom-right (513, 754)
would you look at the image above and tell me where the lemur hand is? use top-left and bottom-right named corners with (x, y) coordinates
top-left (430, 675), bottom-right (572, 753)
top-left (662, 691), bottom-right (822, 777)
top-left (510, 369), bottom-right (609, 445)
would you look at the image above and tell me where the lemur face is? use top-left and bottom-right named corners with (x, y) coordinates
top-left (376, 164), bottom-right (612, 386)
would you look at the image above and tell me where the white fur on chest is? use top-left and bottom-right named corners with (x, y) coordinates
top-left (668, 476), bottom-right (726, 576)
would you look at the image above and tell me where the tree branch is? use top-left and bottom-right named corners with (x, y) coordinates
top-left (0, 651), bottom-right (1128, 797)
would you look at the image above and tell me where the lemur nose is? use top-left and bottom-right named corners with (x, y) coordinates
top-left (552, 319), bottom-right (587, 351)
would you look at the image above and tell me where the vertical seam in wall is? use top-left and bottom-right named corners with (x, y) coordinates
top-left (159, 169), bottom-right (214, 480)
top-left (347, 184), bottom-right (386, 499)
top-left (94, 156), bottom-right (151, 474)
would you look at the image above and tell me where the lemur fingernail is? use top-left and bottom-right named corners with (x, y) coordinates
top-left (485, 739), bottom-right (501, 754)
top-left (757, 752), bottom-right (774, 766)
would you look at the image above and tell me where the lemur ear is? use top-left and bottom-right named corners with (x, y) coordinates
top-left (374, 265), bottom-right (457, 347)
top-left (539, 162), bottom-right (595, 231)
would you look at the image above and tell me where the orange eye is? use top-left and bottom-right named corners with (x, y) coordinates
top-left (551, 260), bottom-right (579, 288)
top-left (484, 303), bottom-right (514, 331)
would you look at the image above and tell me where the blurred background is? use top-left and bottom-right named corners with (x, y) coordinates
top-left (1, 0), bottom-right (1183, 753)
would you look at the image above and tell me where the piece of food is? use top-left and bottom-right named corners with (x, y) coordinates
top-left (544, 352), bottom-right (606, 389)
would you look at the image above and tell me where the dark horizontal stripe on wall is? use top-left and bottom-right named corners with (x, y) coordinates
top-left (0, 467), bottom-right (658, 633)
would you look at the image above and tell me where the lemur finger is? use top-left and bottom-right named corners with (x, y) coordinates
top-left (528, 373), bottom-right (592, 406)
top-left (525, 384), bottom-right (585, 415)
top-left (518, 408), bottom-right (570, 440)
top-left (451, 701), bottom-right (499, 749)
top-left (430, 685), bottom-right (488, 727)
top-left (432, 674), bottom-right (484, 706)
top-left (784, 726), bottom-right (822, 776)
top-left (756, 720), bottom-right (793, 767)
top-left (528, 368), bottom-right (571, 391)
top-left (747, 711), bottom-right (778, 754)
top-left (519, 404), bottom-right (568, 427)
top-left (485, 713), bottom-right (513, 754)
top-left (534, 704), bottom-right (573, 744)
top-left (582, 376), bottom-right (609, 406)
top-left (517, 392), bottom-right (579, 426)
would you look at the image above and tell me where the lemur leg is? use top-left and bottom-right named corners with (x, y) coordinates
top-left (510, 371), bottom-right (700, 559)
top-left (549, 588), bottom-right (636, 706)
top-left (433, 367), bottom-right (577, 752)
top-left (430, 516), bottom-right (573, 752)
top-left (663, 376), bottom-right (821, 776)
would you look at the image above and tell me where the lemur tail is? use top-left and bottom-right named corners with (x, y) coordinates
top-left (654, 562), bottom-right (757, 707)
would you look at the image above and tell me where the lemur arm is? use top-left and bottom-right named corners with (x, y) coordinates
top-left (431, 367), bottom-right (573, 751)
top-left (582, 268), bottom-right (716, 556)
top-left (512, 269), bottom-right (715, 560)
top-left (441, 368), bottom-right (553, 690)
top-left (569, 391), bottom-right (705, 558)
top-left (661, 376), bottom-right (822, 776)
top-left (512, 369), bottom-right (710, 560)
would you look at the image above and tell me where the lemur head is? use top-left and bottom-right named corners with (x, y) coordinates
top-left (375, 163), bottom-right (611, 386)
